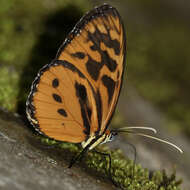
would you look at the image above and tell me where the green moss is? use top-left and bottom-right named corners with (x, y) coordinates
top-left (39, 137), bottom-right (182, 190)
top-left (0, 66), bottom-right (19, 110)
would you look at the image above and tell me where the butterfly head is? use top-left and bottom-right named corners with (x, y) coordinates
top-left (100, 130), bottom-right (118, 145)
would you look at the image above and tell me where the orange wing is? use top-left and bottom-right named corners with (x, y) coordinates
top-left (26, 60), bottom-right (99, 143)
top-left (56, 4), bottom-right (126, 134)
top-left (26, 4), bottom-right (126, 143)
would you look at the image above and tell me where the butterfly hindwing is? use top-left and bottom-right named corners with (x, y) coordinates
top-left (27, 60), bottom-right (100, 142)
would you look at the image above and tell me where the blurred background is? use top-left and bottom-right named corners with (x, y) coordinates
top-left (0, 0), bottom-right (189, 189)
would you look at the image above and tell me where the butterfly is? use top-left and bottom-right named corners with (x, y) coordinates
top-left (26, 3), bottom-right (182, 184)
top-left (26, 3), bottom-right (126, 163)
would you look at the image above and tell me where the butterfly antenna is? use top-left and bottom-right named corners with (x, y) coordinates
top-left (127, 132), bottom-right (183, 154)
top-left (114, 126), bottom-right (157, 134)
top-left (112, 127), bottom-right (183, 154)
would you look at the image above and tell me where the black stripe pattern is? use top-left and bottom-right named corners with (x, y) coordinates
top-left (75, 82), bottom-right (91, 135)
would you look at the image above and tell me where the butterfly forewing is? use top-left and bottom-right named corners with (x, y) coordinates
top-left (56, 4), bottom-right (126, 135)
top-left (26, 4), bottom-right (126, 144)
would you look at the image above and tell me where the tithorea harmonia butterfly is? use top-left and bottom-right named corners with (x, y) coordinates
top-left (26, 3), bottom-right (182, 187)
top-left (26, 4), bottom-right (127, 158)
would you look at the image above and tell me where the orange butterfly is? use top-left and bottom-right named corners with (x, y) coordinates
top-left (26, 3), bottom-right (182, 179)
top-left (26, 3), bottom-right (126, 165)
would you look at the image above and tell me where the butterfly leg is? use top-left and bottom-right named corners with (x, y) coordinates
top-left (125, 141), bottom-right (137, 179)
top-left (68, 147), bottom-right (89, 168)
top-left (93, 149), bottom-right (119, 187)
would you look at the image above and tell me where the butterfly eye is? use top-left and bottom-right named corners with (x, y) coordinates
top-left (101, 131), bottom-right (118, 145)
top-left (109, 131), bottom-right (118, 141)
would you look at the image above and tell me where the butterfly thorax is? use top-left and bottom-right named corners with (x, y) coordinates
top-left (81, 130), bottom-right (117, 150)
